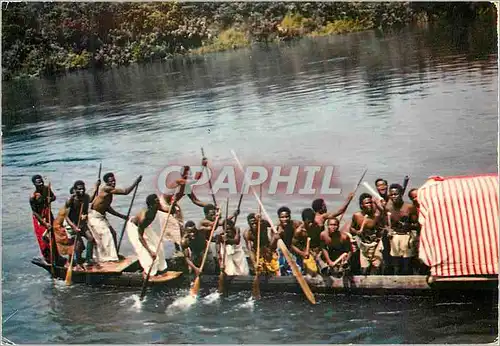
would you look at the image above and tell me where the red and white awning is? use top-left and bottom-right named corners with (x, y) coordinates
top-left (417, 173), bottom-right (499, 277)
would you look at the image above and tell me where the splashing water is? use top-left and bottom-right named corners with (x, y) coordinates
top-left (166, 293), bottom-right (197, 314)
top-left (235, 297), bottom-right (255, 311)
top-left (202, 292), bottom-right (221, 305)
top-left (120, 294), bottom-right (143, 312)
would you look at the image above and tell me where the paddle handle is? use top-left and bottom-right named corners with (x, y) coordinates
top-left (201, 147), bottom-right (217, 207)
top-left (338, 168), bottom-right (367, 225)
top-left (117, 183), bottom-right (139, 253)
top-left (233, 193), bottom-right (244, 224)
top-left (330, 252), bottom-right (348, 267)
top-left (199, 211), bottom-right (221, 272)
top-left (305, 237), bottom-right (310, 258)
top-left (387, 212), bottom-right (392, 229)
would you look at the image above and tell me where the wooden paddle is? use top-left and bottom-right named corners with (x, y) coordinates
top-left (201, 147), bottom-right (217, 207)
top-left (117, 182), bottom-right (139, 253)
top-left (190, 210), bottom-right (222, 297)
top-left (218, 198), bottom-right (229, 294)
top-left (252, 185), bottom-right (263, 300)
top-left (46, 181), bottom-right (56, 278)
top-left (231, 150), bottom-right (316, 305)
top-left (139, 194), bottom-right (176, 300)
top-left (65, 202), bottom-right (84, 285)
top-left (338, 168), bottom-right (368, 225)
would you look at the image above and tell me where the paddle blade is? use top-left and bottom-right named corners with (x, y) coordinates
top-left (277, 239), bottom-right (316, 305)
top-left (190, 276), bottom-right (201, 297)
top-left (65, 262), bottom-right (73, 286)
top-left (217, 272), bottom-right (225, 294)
top-left (252, 275), bottom-right (261, 300)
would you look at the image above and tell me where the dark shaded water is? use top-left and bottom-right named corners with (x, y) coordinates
top-left (2, 21), bottom-right (498, 343)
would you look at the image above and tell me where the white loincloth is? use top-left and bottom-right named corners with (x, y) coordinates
top-left (390, 233), bottom-right (411, 258)
top-left (126, 220), bottom-right (167, 276)
top-left (222, 244), bottom-right (249, 276)
top-left (158, 197), bottom-right (183, 246)
top-left (358, 239), bottom-right (384, 269)
top-left (87, 210), bottom-right (118, 262)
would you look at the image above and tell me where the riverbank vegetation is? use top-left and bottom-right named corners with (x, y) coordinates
top-left (2, 2), bottom-right (496, 80)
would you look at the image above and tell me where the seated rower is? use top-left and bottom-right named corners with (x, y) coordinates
top-left (126, 194), bottom-right (169, 278)
top-left (199, 204), bottom-right (239, 272)
top-left (181, 221), bottom-right (216, 275)
top-left (320, 218), bottom-right (352, 277)
top-left (292, 208), bottom-right (320, 277)
top-left (272, 206), bottom-right (303, 276)
top-left (243, 213), bottom-right (279, 276)
top-left (217, 219), bottom-right (249, 276)
top-left (89, 172), bottom-right (142, 262)
top-left (351, 193), bottom-right (384, 275)
top-left (29, 175), bottom-right (67, 266)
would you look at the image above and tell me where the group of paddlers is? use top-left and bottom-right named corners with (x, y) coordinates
top-left (30, 155), bottom-right (427, 281)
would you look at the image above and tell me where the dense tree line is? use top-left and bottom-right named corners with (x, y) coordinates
top-left (1, 2), bottom-right (496, 80)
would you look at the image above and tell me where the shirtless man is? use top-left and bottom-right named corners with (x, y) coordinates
top-left (292, 208), bottom-right (320, 276)
top-left (385, 184), bottom-right (414, 275)
top-left (375, 178), bottom-right (389, 202)
top-left (89, 172), bottom-right (142, 262)
top-left (160, 162), bottom-right (211, 250)
top-left (272, 206), bottom-right (303, 276)
top-left (126, 194), bottom-right (169, 278)
top-left (29, 175), bottom-right (64, 265)
top-left (218, 219), bottom-right (249, 276)
top-left (198, 204), bottom-right (229, 271)
top-left (181, 221), bottom-right (216, 275)
top-left (243, 213), bottom-right (276, 274)
top-left (54, 180), bottom-right (99, 268)
top-left (408, 188), bottom-right (427, 274)
top-left (320, 218), bottom-right (352, 277)
top-left (350, 193), bottom-right (384, 275)
top-left (311, 192), bottom-right (355, 229)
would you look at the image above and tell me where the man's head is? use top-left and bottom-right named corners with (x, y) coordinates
top-left (32, 175), bottom-right (44, 189)
top-left (388, 183), bottom-right (403, 204)
top-left (73, 180), bottom-right (86, 198)
top-left (408, 188), bottom-right (419, 207)
top-left (181, 165), bottom-right (192, 179)
top-left (312, 198), bottom-right (326, 214)
top-left (146, 194), bottom-right (159, 209)
top-left (224, 219), bottom-right (235, 230)
top-left (247, 213), bottom-right (257, 229)
top-left (203, 204), bottom-right (216, 221)
top-left (301, 208), bottom-right (315, 229)
top-left (277, 206), bottom-right (291, 226)
top-left (375, 178), bottom-right (388, 196)
top-left (327, 218), bottom-right (340, 233)
top-left (103, 172), bottom-right (116, 188)
top-left (359, 193), bottom-right (373, 213)
top-left (184, 220), bottom-right (197, 238)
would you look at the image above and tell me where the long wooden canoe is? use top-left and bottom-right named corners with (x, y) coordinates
top-left (31, 257), bottom-right (497, 298)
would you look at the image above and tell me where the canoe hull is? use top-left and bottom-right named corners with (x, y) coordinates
top-left (31, 257), bottom-right (497, 298)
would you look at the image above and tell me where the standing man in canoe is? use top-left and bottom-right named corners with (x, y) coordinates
top-left (350, 193), bottom-right (384, 275)
top-left (88, 172), bottom-right (142, 262)
top-left (311, 193), bottom-right (355, 228)
top-left (218, 219), bottom-right (249, 276)
top-left (181, 221), bottom-right (217, 275)
top-left (126, 194), bottom-right (170, 278)
top-left (29, 175), bottom-right (65, 265)
top-left (385, 184), bottom-right (414, 275)
top-left (53, 181), bottom-right (99, 268)
top-left (320, 218), bottom-right (352, 276)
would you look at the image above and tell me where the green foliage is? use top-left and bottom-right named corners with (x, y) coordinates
top-left (1, 2), bottom-right (493, 80)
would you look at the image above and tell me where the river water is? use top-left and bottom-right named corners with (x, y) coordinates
top-left (2, 20), bottom-right (498, 343)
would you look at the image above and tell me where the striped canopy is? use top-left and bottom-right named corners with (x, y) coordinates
top-left (417, 173), bottom-right (499, 277)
